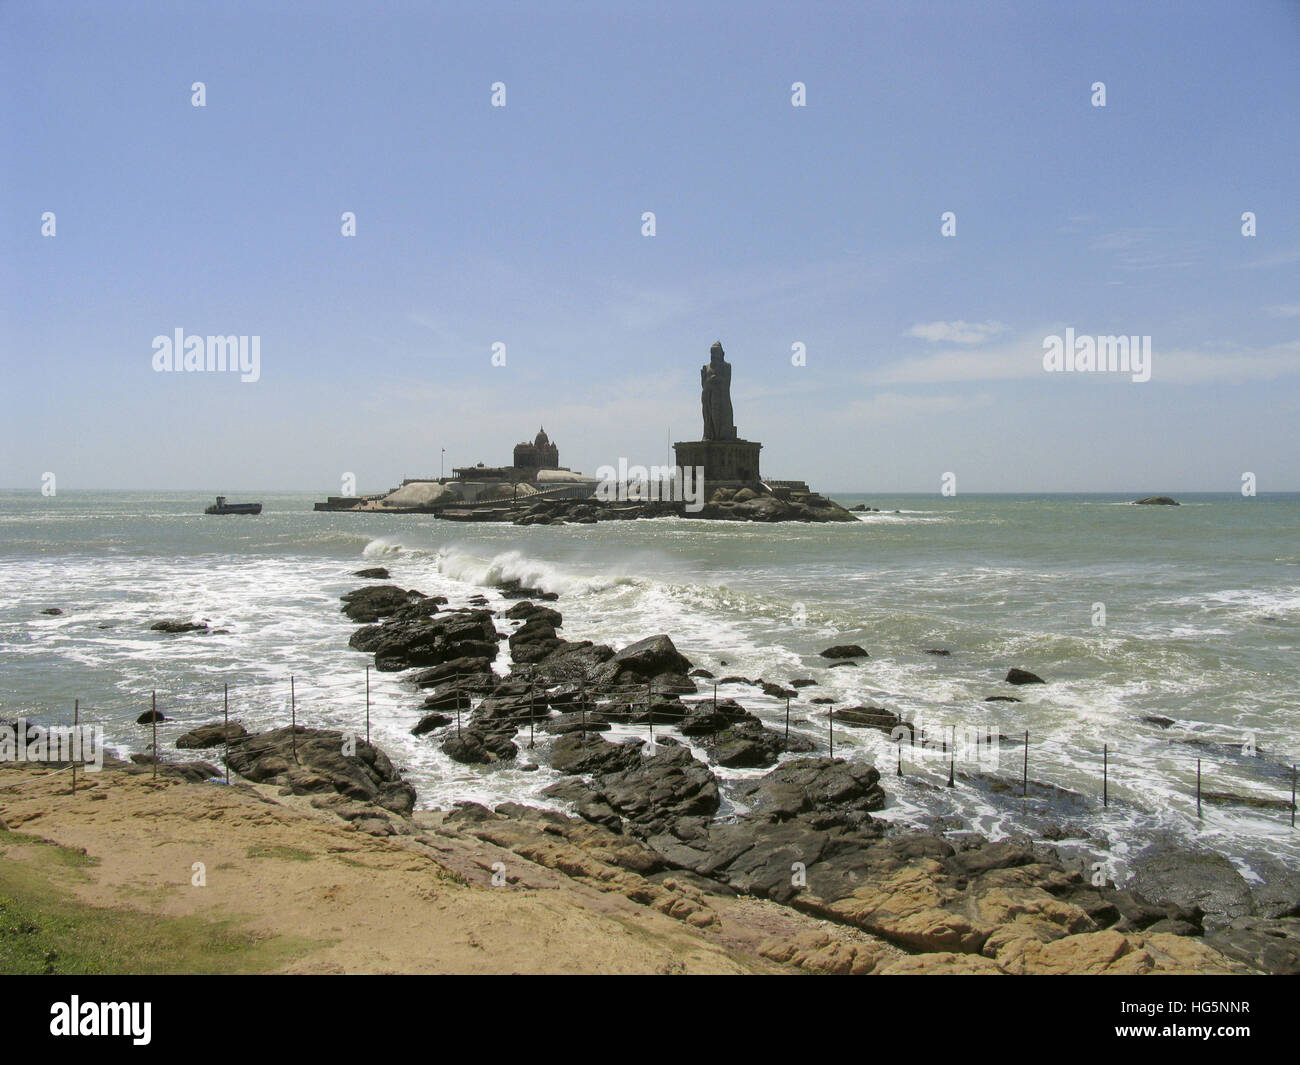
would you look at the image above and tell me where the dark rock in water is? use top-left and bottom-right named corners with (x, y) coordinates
top-left (137, 709), bottom-right (167, 724)
top-left (1005, 667), bottom-right (1046, 685)
top-left (339, 584), bottom-right (425, 623)
top-left (175, 721), bottom-right (247, 748)
top-left (1144, 715), bottom-right (1176, 728)
top-left (609, 634), bottom-right (694, 678)
top-left (350, 610), bottom-right (498, 672)
top-left (718, 676), bottom-right (753, 685)
top-left (922, 648), bottom-right (950, 656)
top-left (985, 695), bottom-right (1021, 703)
top-left (830, 705), bottom-right (904, 735)
top-left (538, 712), bottom-right (611, 735)
top-left (549, 732), bottom-right (643, 776)
top-left (1133, 496), bottom-right (1179, 506)
top-left (409, 657), bottom-right (495, 689)
top-left (810, 696), bottom-right (835, 704)
top-left (502, 601), bottom-right (562, 627)
top-left (496, 578), bottom-right (558, 601)
top-left (631, 699), bottom-right (690, 725)
top-left (353, 567), bottom-right (390, 579)
top-left (411, 712), bottom-right (452, 736)
top-left (225, 726), bottom-right (416, 814)
top-left (150, 619), bottom-right (208, 634)
top-left (790, 678), bottom-right (816, 688)
top-left (689, 668), bottom-right (715, 679)
top-left (819, 644), bottom-right (868, 659)
top-left (508, 617), bottom-right (565, 663)
top-left (711, 720), bottom-right (814, 768)
top-left (1129, 849), bottom-right (1255, 928)
top-left (827, 661), bottom-right (858, 668)
top-left (1206, 917), bottom-right (1300, 975)
top-left (760, 680), bottom-right (797, 698)
top-left (679, 698), bottom-right (756, 736)
top-left (40, 607), bottom-right (64, 615)
top-left (442, 727), bottom-right (518, 765)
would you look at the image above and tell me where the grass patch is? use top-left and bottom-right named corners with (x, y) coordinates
top-left (0, 834), bottom-right (314, 974)
top-left (245, 844), bottom-right (315, 862)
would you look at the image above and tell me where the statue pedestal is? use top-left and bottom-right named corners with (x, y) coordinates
top-left (673, 439), bottom-right (763, 486)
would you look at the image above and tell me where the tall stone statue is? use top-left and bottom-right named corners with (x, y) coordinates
top-left (701, 340), bottom-right (736, 441)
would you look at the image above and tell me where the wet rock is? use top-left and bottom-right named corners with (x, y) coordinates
top-left (150, 620), bottom-right (208, 634)
top-left (1130, 849), bottom-right (1254, 928)
top-left (1005, 668), bottom-right (1046, 686)
top-left (819, 644), bottom-right (868, 660)
top-left (225, 726), bottom-right (416, 815)
top-left (442, 727), bottom-right (518, 764)
top-left (830, 705), bottom-right (904, 735)
top-left (175, 721), bottom-right (248, 748)
top-left (411, 712), bottom-right (452, 736)
top-left (39, 607), bottom-right (64, 616)
top-left (339, 585), bottom-right (424, 623)
top-left (352, 567), bottom-right (390, 579)
top-left (136, 709), bottom-right (167, 724)
top-left (1205, 917), bottom-right (1300, 974)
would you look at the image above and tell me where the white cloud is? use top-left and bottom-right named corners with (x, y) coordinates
top-left (906, 320), bottom-right (1007, 344)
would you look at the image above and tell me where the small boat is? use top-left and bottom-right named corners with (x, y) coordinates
top-left (204, 496), bottom-right (262, 515)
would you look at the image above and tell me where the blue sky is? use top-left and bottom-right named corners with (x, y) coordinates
top-left (2, 0), bottom-right (1298, 493)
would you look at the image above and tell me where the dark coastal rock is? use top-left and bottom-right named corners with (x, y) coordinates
top-left (923, 648), bottom-right (951, 656)
top-left (830, 705), bottom-right (904, 735)
top-left (508, 617), bottom-right (565, 664)
top-left (39, 607), bottom-right (64, 615)
top-left (1205, 917), bottom-right (1300, 975)
top-left (409, 657), bottom-right (495, 689)
top-left (150, 620), bottom-right (208, 634)
top-left (1005, 667), bottom-right (1046, 686)
top-left (819, 644), bottom-right (868, 660)
top-left (350, 610), bottom-right (498, 672)
top-left (502, 601), bottom-right (562, 627)
top-left (442, 727), bottom-right (518, 764)
top-left (985, 695), bottom-right (1021, 703)
top-left (538, 712), bottom-right (611, 735)
top-left (1144, 715), bottom-right (1176, 728)
top-left (710, 720), bottom-right (814, 768)
top-left (679, 698), bottom-right (757, 736)
top-left (545, 734), bottom-right (719, 836)
top-left (175, 721), bottom-right (248, 748)
top-left (496, 578), bottom-right (558, 601)
top-left (609, 635), bottom-right (693, 678)
top-left (225, 726), bottom-right (416, 815)
top-left (1133, 496), bottom-right (1180, 506)
top-left (1129, 850), bottom-right (1255, 928)
top-left (689, 668), bottom-right (715, 679)
top-left (790, 678), bottom-right (817, 688)
top-left (411, 712), bottom-right (452, 736)
top-left (733, 757), bottom-right (886, 822)
top-left (352, 567), bottom-right (390, 579)
top-left (136, 709), bottom-right (168, 724)
top-left (339, 584), bottom-right (425, 623)
top-left (760, 680), bottom-right (797, 699)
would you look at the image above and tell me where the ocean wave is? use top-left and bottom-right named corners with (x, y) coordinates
top-left (433, 547), bottom-right (642, 597)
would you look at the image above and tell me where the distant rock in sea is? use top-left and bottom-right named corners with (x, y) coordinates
top-left (1133, 496), bottom-right (1180, 505)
